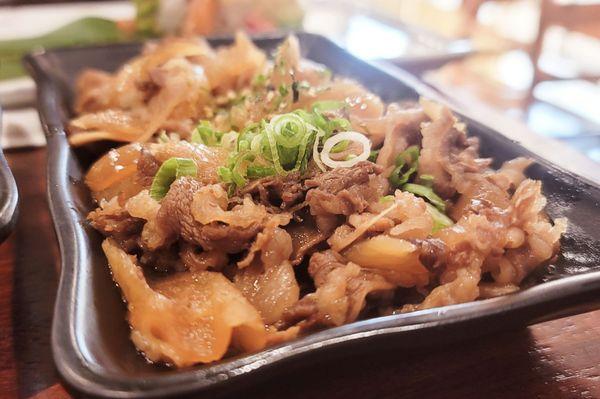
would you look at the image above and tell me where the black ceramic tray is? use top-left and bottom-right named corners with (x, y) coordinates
top-left (0, 110), bottom-right (19, 243)
top-left (25, 33), bottom-right (600, 398)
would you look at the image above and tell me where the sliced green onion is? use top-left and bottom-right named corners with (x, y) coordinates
top-left (252, 74), bottom-right (267, 87)
top-left (238, 123), bottom-right (261, 151)
top-left (312, 130), bottom-right (326, 172)
top-left (296, 129), bottom-right (316, 171)
top-left (220, 131), bottom-right (239, 151)
top-left (278, 84), bottom-right (289, 97)
top-left (158, 130), bottom-right (169, 143)
top-left (278, 146), bottom-right (299, 169)
top-left (293, 81), bottom-right (310, 103)
top-left (418, 174), bottom-right (435, 188)
top-left (403, 183), bottom-right (446, 212)
top-left (264, 125), bottom-right (287, 176)
top-left (328, 118), bottom-right (351, 133)
top-left (309, 109), bottom-right (328, 133)
top-left (426, 203), bottom-right (454, 232)
top-left (217, 106), bottom-right (351, 189)
top-left (231, 152), bottom-right (256, 187)
top-left (389, 145), bottom-right (420, 189)
top-left (379, 195), bottom-right (395, 203)
top-left (390, 164), bottom-right (417, 188)
top-left (321, 131), bottom-right (371, 169)
top-left (247, 165), bottom-right (276, 178)
top-left (191, 121), bottom-right (223, 146)
top-left (395, 145), bottom-right (419, 167)
top-left (269, 114), bottom-right (311, 148)
top-left (368, 150), bottom-right (380, 162)
top-left (331, 140), bottom-right (350, 153)
top-left (150, 157), bottom-right (197, 200)
top-left (312, 100), bottom-right (346, 112)
top-left (217, 166), bottom-right (233, 183)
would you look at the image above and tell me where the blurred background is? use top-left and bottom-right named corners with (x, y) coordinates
top-left (1, 0), bottom-right (599, 162)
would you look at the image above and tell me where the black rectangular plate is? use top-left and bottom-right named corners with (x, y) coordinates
top-left (25, 33), bottom-right (600, 398)
top-left (0, 111), bottom-right (19, 242)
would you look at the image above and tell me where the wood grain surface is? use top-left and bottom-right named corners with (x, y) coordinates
top-left (1, 147), bottom-right (599, 399)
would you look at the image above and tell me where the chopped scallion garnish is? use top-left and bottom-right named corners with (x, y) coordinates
top-left (312, 100), bottom-right (345, 112)
top-left (426, 203), bottom-right (454, 232)
top-left (368, 150), bottom-right (379, 162)
top-left (389, 145), bottom-right (420, 189)
top-left (150, 157), bottom-right (197, 200)
top-left (215, 106), bottom-right (351, 192)
top-left (403, 183), bottom-right (446, 212)
top-left (418, 174), bottom-right (435, 188)
top-left (379, 195), bottom-right (395, 203)
top-left (191, 121), bottom-right (223, 146)
top-left (331, 139), bottom-right (350, 153)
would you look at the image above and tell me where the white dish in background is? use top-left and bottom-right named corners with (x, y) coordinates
top-left (0, 1), bottom-right (133, 40)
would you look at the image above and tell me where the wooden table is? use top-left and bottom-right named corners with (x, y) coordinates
top-left (1, 147), bottom-right (600, 399)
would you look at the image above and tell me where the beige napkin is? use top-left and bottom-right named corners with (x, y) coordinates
top-left (1, 108), bottom-right (46, 148)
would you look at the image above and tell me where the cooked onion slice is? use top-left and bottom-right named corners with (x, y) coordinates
top-left (320, 131), bottom-right (371, 169)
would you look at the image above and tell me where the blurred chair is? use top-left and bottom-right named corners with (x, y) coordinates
top-left (529, 0), bottom-right (600, 98)
top-left (462, 0), bottom-right (600, 103)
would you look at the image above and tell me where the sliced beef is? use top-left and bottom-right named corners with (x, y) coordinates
top-left (376, 105), bottom-right (428, 169)
top-left (418, 101), bottom-right (491, 198)
top-left (136, 147), bottom-right (161, 186)
top-left (283, 250), bottom-right (394, 329)
top-left (410, 238), bottom-right (447, 271)
top-left (74, 69), bottom-right (113, 113)
top-left (239, 171), bottom-right (307, 209)
top-left (197, 223), bottom-right (262, 252)
top-left (156, 177), bottom-right (262, 253)
top-left (287, 216), bottom-right (330, 266)
top-left (305, 161), bottom-right (388, 217)
top-left (139, 247), bottom-right (185, 273)
top-left (281, 296), bottom-right (319, 329)
top-left (88, 198), bottom-right (144, 252)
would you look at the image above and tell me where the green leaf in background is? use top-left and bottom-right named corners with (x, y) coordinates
top-left (133, 0), bottom-right (160, 37)
top-left (0, 17), bottom-right (127, 80)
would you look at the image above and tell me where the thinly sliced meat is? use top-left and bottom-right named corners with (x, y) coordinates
top-left (375, 104), bottom-right (428, 169)
top-left (74, 69), bottom-right (114, 113)
top-left (157, 178), bottom-right (265, 253)
top-left (237, 224), bottom-right (293, 269)
top-left (85, 143), bottom-right (146, 203)
top-left (283, 250), bottom-right (394, 328)
top-left (125, 190), bottom-right (172, 250)
top-left (179, 244), bottom-right (228, 272)
top-left (343, 235), bottom-right (430, 287)
top-left (88, 197), bottom-right (143, 252)
top-left (102, 238), bottom-right (266, 366)
top-left (234, 261), bottom-right (299, 325)
top-left (488, 157), bottom-right (532, 192)
top-left (489, 179), bottom-right (567, 284)
top-left (418, 100), bottom-right (491, 198)
top-left (202, 31), bottom-right (267, 94)
top-left (305, 161), bottom-right (388, 217)
top-left (287, 217), bottom-right (330, 265)
top-left (239, 171), bottom-right (307, 210)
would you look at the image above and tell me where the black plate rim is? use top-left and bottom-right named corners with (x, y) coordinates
top-left (24, 32), bottom-right (600, 398)
top-left (0, 109), bottom-right (19, 243)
